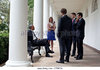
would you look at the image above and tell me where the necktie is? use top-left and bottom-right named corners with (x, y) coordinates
top-left (72, 19), bottom-right (74, 24)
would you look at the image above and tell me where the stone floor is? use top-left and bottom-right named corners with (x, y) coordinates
top-left (1, 41), bottom-right (100, 67)
top-left (32, 41), bottom-right (100, 67)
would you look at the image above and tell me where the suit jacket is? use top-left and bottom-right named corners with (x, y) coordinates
top-left (57, 15), bottom-right (72, 38)
top-left (72, 18), bottom-right (77, 31)
top-left (28, 30), bottom-right (33, 42)
top-left (76, 18), bottom-right (85, 39)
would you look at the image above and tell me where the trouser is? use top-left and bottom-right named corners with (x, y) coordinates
top-left (58, 37), bottom-right (72, 61)
top-left (32, 39), bottom-right (50, 55)
top-left (76, 38), bottom-right (83, 57)
top-left (72, 36), bottom-right (77, 55)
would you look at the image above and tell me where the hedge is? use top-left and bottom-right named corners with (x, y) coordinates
top-left (0, 32), bottom-right (9, 64)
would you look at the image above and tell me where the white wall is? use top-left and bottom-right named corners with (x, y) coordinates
top-left (81, 0), bottom-right (100, 50)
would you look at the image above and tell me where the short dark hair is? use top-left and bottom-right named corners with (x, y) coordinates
top-left (71, 12), bottom-right (76, 16)
top-left (61, 8), bottom-right (67, 14)
top-left (77, 12), bottom-right (83, 17)
top-left (29, 25), bottom-right (33, 29)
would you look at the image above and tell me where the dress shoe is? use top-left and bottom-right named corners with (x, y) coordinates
top-left (45, 54), bottom-right (53, 57)
top-left (48, 50), bottom-right (54, 53)
top-left (65, 56), bottom-right (69, 62)
top-left (52, 51), bottom-right (54, 53)
top-left (76, 56), bottom-right (83, 60)
top-left (64, 59), bottom-right (69, 62)
top-left (56, 61), bottom-right (64, 63)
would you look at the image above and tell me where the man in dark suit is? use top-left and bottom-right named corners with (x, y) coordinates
top-left (75, 12), bottom-right (85, 60)
top-left (71, 13), bottom-right (77, 56)
top-left (56, 8), bottom-right (72, 63)
top-left (28, 25), bottom-right (54, 57)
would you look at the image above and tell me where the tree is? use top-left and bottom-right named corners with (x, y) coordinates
top-left (0, 0), bottom-right (34, 28)
top-left (28, 0), bottom-right (34, 8)
top-left (28, 0), bottom-right (34, 26)
top-left (0, 0), bottom-right (10, 25)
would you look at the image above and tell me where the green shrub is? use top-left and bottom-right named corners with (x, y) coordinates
top-left (0, 23), bottom-right (9, 31)
top-left (0, 32), bottom-right (9, 64)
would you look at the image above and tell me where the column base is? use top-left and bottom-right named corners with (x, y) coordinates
top-left (4, 60), bottom-right (31, 67)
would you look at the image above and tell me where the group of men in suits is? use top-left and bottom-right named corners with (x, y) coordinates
top-left (56, 8), bottom-right (85, 63)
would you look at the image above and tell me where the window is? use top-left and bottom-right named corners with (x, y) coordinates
top-left (91, 0), bottom-right (98, 13)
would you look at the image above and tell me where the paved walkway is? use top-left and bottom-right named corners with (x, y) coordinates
top-left (32, 41), bottom-right (100, 67)
top-left (1, 41), bottom-right (100, 67)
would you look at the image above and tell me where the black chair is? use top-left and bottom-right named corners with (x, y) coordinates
top-left (27, 41), bottom-right (41, 63)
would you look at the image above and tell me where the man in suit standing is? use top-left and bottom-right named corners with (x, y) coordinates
top-left (71, 13), bottom-right (77, 57)
top-left (56, 8), bottom-right (72, 63)
top-left (75, 12), bottom-right (85, 60)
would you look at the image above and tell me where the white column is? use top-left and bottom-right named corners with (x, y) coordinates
top-left (99, 0), bottom-right (100, 12)
top-left (49, 4), bottom-right (53, 17)
top-left (53, 11), bottom-right (56, 20)
top-left (33, 0), bottom-right (45, 55)
top-left (53, 11), bottom-right (58, 34)
top-left (43, 0), bottom-right (49, 38)
top-left (5, 0), bottom-right (30, 67)
top-left (34, 0), bottom-right (43, 39)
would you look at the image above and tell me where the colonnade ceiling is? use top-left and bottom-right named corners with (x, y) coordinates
top-left (50, 0), bottom-right (87, 16)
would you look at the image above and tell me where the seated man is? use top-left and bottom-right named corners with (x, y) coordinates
top-left (28, 25), bottom-right (54, 57)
